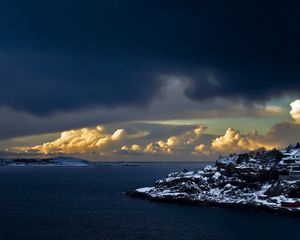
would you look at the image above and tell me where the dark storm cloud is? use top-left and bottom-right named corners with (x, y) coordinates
top-left (0, 0), bottom-right (299, 115)
top-left (265, 121), bottom-right (300, 146)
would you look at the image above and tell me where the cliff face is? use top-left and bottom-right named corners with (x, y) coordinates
top-left (128, 155), bottom-right (300, 215)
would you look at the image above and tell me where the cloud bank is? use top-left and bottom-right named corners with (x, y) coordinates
top-left (118, 126), bottom-right (207, 155)
top-left (17, 126), bottom-right (147, 155)
top-left (12, 99), bottom-right (300, 160)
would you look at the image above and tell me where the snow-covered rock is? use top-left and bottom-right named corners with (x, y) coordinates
top-left (128, 154), bottom-right (300, 215)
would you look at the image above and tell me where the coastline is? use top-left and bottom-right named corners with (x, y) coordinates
top-left (126, 190), bottom-right (300, 216)
top-left (126, 152), bottom-right (300, 216)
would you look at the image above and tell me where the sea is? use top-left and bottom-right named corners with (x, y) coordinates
top-left (0, 163), bottom-right (300, 240)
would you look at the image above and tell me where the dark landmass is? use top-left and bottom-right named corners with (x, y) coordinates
top-left (127, 148), bottom-right (300, 216)
top-left (0, 156), bottom-right (91, 167)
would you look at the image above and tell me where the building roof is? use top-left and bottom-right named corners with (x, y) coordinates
top-left (290, 149), bottom-right (300, 156)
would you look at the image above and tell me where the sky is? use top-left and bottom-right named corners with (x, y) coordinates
top-left (0, 0), bottom-right (300, 161)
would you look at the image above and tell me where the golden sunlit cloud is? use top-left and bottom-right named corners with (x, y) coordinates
top-left (17, 126), bottom-right (148, 155)
top-left (192, 144), bottom-right (209, 155)
top-left (290, 99), bottom-right (300, 123)
top-left (144, 126), bottom-right (207, 155)
top-left (210, 128), bottom-right (276, 153)
top-left (144, 141), bottom-right (173, 155)
top-left (118, 144), bottom-right (144, 155)
top-left (16, 100), bottom-right (300, 159)
top-left (117, 126), bottom-right (207, 155)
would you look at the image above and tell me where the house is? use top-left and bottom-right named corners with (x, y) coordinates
top-left (281, 149), bottom-right (300, 164)
top-left (279, 169), bottom-right (300, 180)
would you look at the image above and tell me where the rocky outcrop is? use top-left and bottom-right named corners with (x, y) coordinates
top-left (265, 181), bottom-right (300, 198)
top-left (127, 154), bottom-right (300, 215)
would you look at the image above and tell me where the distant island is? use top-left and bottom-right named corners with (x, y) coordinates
top-left (127, 144), bottom-right (300, 215)
top-left (0, 157), bottom-right (91, 167)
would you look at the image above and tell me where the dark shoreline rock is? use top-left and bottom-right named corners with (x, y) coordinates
top-left (125, 190), bottom-right (300, 216)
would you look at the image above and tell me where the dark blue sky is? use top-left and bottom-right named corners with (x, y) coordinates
top-left (0, 0), bottom-right (299, 115)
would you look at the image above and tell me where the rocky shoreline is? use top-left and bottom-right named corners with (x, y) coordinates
top-left (127, 152), bottom-right (300, 216)
top-left (127, 189), bottom-right (300, 216)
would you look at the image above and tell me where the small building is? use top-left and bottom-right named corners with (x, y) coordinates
top-left (281, 149), bottom-right (300, 164)
top-left (279, 169), bottom-right (300, 180)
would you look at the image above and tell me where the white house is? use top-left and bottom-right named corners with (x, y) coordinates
top-left (281, 149), bottom-right (300, 164)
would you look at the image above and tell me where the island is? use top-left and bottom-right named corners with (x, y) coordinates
top-left (127, 146), bottom-right (300, 215)
top-left (0, 157), bottom-right (91, 167)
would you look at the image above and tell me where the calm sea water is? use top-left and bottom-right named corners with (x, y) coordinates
top-left (0, 163), bottom-right (300, 240)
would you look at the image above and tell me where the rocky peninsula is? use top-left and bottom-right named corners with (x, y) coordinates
top-left (127, 149), bottom-right (300, 215)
